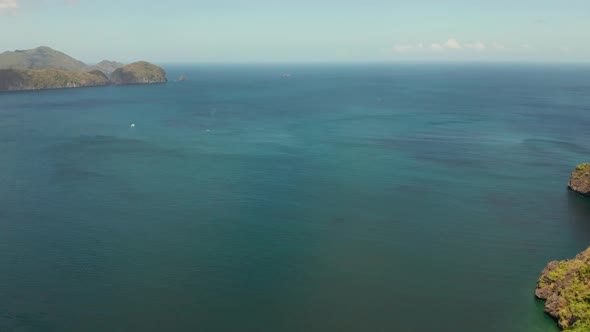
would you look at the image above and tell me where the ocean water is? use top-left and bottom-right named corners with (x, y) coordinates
top-left (1, 63), bottom-right (590, 332)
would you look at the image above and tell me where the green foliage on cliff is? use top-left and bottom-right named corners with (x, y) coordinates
top-left (110, 61), bottom-right (167, 84)
top-left (537, 248), bottom-right (590, 332)
top-left (569, 163), bottom-right (590, 196)
top-left (0, 69), bottom-right (109, 91)
top-left (575, 163), bottom-right (590, 175)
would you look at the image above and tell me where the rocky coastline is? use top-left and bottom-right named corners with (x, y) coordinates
top-left (568, 163), bottom-right (590, 197)
top-left (535, 163), bottom-right (590, 332)
top-left (536, 248), bottom-right (590, 332)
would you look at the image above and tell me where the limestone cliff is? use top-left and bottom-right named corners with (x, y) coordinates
top-left (568, 164), bottom-right (590, 196)
top-left (536, 247), bottom-right (590, 332)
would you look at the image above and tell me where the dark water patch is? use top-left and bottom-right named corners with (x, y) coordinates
top-left (412, 150), bottom-right (488, 170)
top-left (2, 98), bottom-right (137, 112)
top-left (522, 160), bottom-right (571, 169)
top-left (521, 138), bottom-right (590, 156)
top-left (313, 112), bottom-right (403, 126)
top-left (567, 193), bottom-right (590, 217)
top-left (50, 163), bottom-right (105, 184)
top-left (49, 135), bottom-right (184, 159)
top-left (394, 183), bottom-right (426, 195)
top-left (196, 149), bottom-right (303, 164)
top-left (114, 188), bottom-right (157, 202)
top-left (521, 101), bottom-right (590, 113)
top-left (484, 191), bottom-right (521, 207)
top-left (566, 194), bottom-right (590, 244)
top-left (3, 312), bottom-right (56, 332)
top-left (426, 119), bottom-right (481, 127)
top-left (253, 142), bottom-right (301, 156)
top-left (160, 118), bottom-right (203, 129)
top-left (366, 136), bottom-right (493, 170)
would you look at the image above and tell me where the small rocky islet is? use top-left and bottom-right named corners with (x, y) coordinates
top-left (535, 163), bottom-right (590, 332)
top-left (568, 163), bottom-right (590, 197)
top-left (0, 46), bottom-right (166, 92)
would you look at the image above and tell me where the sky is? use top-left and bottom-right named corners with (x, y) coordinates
top-left (0, 0), bottom-right (589, 63)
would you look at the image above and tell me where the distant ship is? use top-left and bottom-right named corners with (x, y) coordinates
top-left (282, 73), bottom-right (291, 78)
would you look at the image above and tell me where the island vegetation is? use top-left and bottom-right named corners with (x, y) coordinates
top-left (535, 163), bottom-right (590, 332)
top-left (0, 69), bottom-right (109, 91)
top-left (536, 248), bottom-right (590, 332)
top-left (568, 163), bottom-right (590, 196)
top-left (110, 61), bottom-right (167, 85)
top-left (0, 46), bottom-right (166, 92)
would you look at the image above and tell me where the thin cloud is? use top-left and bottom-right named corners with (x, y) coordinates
top-left (465, 42), bottom-right (486, 51)
top-left (492, 42), bottom-right (508, 50)
top-left (1, 0), bottom-right (78, 14)
top-left (0, 0), bottom-right (18, 9)
top-left (430, 43), bottom-right (444, 51)
top-left (392, 38), bottom-right (522, 55)
top-left (444, 38), bottom-right (462, 50)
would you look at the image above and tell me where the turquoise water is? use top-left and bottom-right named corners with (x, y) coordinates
top-left (1, 64), bottom-right (590, 332)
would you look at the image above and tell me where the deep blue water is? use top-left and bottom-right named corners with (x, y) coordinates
top-left (1, 64), bottom-right (590, 332)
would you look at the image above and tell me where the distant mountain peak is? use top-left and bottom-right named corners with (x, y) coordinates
top-left (0, 46), bottom-right (88, 71)
top-left (90, 60), bottom-right (125, 77)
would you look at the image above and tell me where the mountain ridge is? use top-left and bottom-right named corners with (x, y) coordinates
top-left (0, 46), bottom-right (166, 91)
top-left (0, 46), bottom-right (125, 75)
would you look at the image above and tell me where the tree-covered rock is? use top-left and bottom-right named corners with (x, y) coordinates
top-left (0, 69), bottom-right (109, 91)
top-left (536, 247), bottom-right (590, 332)
top-left (569, 164), bottom-right (590, 196)
top-left (109, 61), bottom-right (167, 84)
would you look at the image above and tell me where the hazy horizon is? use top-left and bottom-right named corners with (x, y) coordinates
top-left (1, 0), bottom-right (589, 63)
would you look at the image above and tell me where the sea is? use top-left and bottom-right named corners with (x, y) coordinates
top-left (1, 63), bottom-right (589, 332)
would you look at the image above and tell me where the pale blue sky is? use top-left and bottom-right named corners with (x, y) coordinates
top-left (1, 0), bottom-right (589, 63)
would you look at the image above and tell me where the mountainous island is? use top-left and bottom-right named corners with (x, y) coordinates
top-left (535, 163), bottom-right (590, 332)
top-left (0, 46), bottom-right (167, 92)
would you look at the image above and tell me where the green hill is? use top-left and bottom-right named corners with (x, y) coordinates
top-left (0, 47), bottom-right (166, 91)
top-left (90, 60), bottom-right (125, 76)
top-left (0, 69), bottom-right (109, 91)
top-left (0, 46), bottom-right (89, 71)
top-left (110, 61), bottom-right (167, 84)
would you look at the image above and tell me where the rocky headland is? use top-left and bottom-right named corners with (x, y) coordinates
top-left (536, 247), bottom-right (590, 332)
top-left (0, 46), bottom-right (166, 92)
top-left (110, 61), bottom-right (167, 85)
top-left (568, 163), bottom-right (590, 196)
top-left (535, 164), bottom-right (590, 332)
